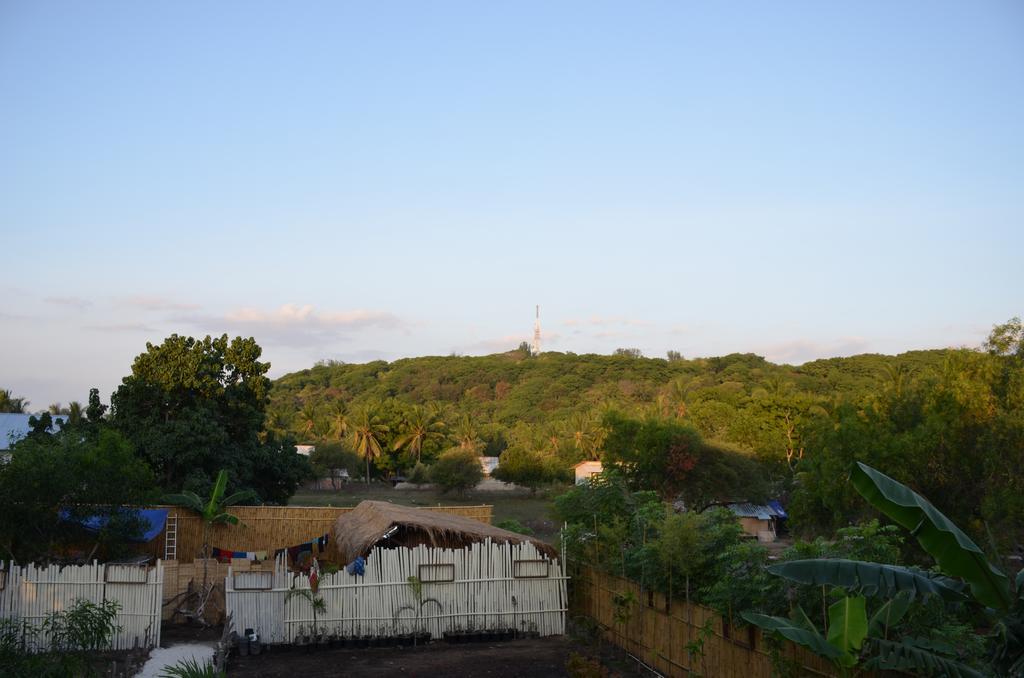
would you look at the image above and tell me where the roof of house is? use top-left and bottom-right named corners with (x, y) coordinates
top-left (573, 460), bottom-right (603, 469)
top-left (725, 502), bottom-right (787, 521)
top-left (332, 500), bottom-right (557, 563)
top-left (0, 413), bottom-right (69, 450)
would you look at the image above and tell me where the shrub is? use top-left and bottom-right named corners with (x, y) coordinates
top-left (495, 519), bottom-right (534, 535)
top-left (407, 461), bottom-right (431, 485)
top-left (429, 448), bottom-right (483, 494)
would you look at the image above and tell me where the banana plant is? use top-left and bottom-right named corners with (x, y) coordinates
top-left (743, 462), bottom-right (1019, 676)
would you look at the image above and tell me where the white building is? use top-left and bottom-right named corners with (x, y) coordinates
top-left (573, 460), bottom-right (603, 485)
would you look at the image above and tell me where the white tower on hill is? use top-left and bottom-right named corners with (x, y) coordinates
top-left (531, 305), bottom-right (542, 355)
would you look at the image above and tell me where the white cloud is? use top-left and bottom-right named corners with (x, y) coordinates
top-left (117, 296), bottom-right (200, 312)
top-left (85, 322), bottom-right (158, 333)
top-left (174, 303), bottom-right (405, 347)
top-left (563, 315), bottom-right (650, 328)
top-left (224, 304), bottom-right (402, 330)
top-left (758, 337), bottom-right (871, 365)
top-left (44, 296), bottom-right (92, 310)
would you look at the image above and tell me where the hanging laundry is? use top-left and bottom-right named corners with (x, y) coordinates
top-left (346, 556), bottom-right (365, 576)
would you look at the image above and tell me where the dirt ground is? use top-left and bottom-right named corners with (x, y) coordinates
top-left (228, 636), bottom-right (632, 677)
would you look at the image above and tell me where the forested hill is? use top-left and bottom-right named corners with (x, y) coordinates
top-left (268, 347), bottom-right (949, 433)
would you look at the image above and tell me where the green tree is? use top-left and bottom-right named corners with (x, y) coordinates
top-left (348, 404), bottom-right (389, 484)
top-left (451, 414), bottom-right (482, 452)
top-left (0, 428), bottom-right (157, 562)
top-left (309, 441), bottom-right (360, 488)
top-left (111, 334), bottom-right (311, 502)
top-left (430, 448), bottom-right (483, 494)
top-left (0, 389), bottom-right (29, 413)
top-left (603, 412), bottom-right (768, 507)
top-left (392, 404), bottom-right (447, 464)
top-left (163, 469), bottom-right (257, 613)
top-left (564, 412), bottom-right (605, 461)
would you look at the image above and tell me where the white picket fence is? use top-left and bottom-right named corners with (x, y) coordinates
top-left (0, 560), bottom-right (164, 652)
top-left (226, 540), bottom-right (568, 644)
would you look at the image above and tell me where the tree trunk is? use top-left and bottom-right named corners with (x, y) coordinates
top-left (366, 457), bottom-right (370, 485)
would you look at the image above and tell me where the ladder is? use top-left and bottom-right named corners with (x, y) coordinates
top-left (164, 513), bottom-right (178, 561)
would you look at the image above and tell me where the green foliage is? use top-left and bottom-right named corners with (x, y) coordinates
top-left (406, 461), bottom-right (431, 485)
top-left (603, 412), bottom-right (768, 505)
top-left (0, 388), bottom-right (29, 414)
top-left (851, 462), bottom-right (1012, 611)
top-left (494, 518), bottom-right (534, 535)
top-left (158, 656), bottom-right (226, 678)
top-left (0, 427), bottom-right (157, 562)
top-left (111, 334), bottom-right (312, 503)
top-left (0, 599), bottom-right (121, 677)
top-left (749, 462), bottom-right (1014, 675)
top-left (309, 441), bottom-right (361, 485)
top-left (42, 598), bottom-right (121, 653)
top-left (429, 448), bottom-right (483, 494)
top-left (491, 447), bottom-right (561, 489)
top-left (767, 560), bottom-right (967, 602)
top-left (741, 612), bottom-right (844, 660)
top-left (825, 595), bottom-right (868, 665)
top-left (791, 336), bottom-right (1024, 552)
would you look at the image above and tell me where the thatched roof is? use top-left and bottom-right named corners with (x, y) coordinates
top-left (333, 500), bottom-right (557, 563)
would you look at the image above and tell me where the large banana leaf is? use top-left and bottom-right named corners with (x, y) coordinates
top-left (866, 638), bottom-right (986, 678)
top-left (741, 612), bottom-right (844, 661)
top-left (826, 596), bottom-right (867, 667)
top-left (851, 462), bottom-right (1011, 611)
top-left (867, 591), bottom-right (913, 638)
top-left (767, 559), bottom-right (967, 601)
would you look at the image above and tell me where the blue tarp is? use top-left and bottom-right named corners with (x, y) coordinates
top-left (767, 500), bottom-right (788, 520)
top-left (59, 508), bottom-right (169, 542)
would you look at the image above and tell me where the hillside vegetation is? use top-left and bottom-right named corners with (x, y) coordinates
top-left (267, 323), bottom-right (1024, 552)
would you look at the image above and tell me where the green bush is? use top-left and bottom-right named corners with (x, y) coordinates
top-left (494, 518), bottom-right (534, 535)
top-left (429, 448), bottom-right (483, 494)
top-left (407, 461), bottom-right (431, 485)
top-left (0, 598), bottom-right (121, 677)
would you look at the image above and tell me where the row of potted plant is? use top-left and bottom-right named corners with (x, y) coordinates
top-left (290, 625), bottom-right (432, 651)
top-left (442, 621), bottom-right (539, 644)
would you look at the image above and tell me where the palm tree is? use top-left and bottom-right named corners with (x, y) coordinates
top-left (392, 404), bottom-right (447, 463)
top-left (452, 414), bottom-right (481, 452)
top-left (163, 470), bottom-right (257, 611)
top-left (328, 401), bottom-right (349, 441)
top-left (349, 406), bottom-right (389, 484)
top-left (299, 402), bottom-right (321, 441)
top-left (668, 379), bottom-right (690, 418)
top-left (67, 401), bottom-right (84, 426)
top-left (263, 406), bottom-right (293, 439)
top-left (0, 389), bottom-right (29, 414)
top-left (565, 412), bottom-right (605, 460)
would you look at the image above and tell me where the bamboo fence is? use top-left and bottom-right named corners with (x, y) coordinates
top-left (147, 504), bottom-right (493, 563)
top-left (0, 560), bottom-right (163, 652)
top-left (226, 539), bottom-right (568, 644)
top-left (572, 566), bottom-right (840, 678)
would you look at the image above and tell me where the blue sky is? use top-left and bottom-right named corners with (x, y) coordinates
top-left (1, 1), bottom-right (1022, 409)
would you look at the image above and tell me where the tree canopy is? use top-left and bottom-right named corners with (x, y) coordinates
top-left (111, 334), bottom-right (311, 503)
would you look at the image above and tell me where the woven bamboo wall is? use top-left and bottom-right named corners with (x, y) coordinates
top-left (573, 566), bottom-right (842, 678)
top-left (148, 504), bottom-right (493, 564)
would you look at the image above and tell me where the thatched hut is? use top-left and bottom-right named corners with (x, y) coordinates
top-left (332, 500), bottom-right (557, 563)
top-left (226, 500), bottom-right (568, 644)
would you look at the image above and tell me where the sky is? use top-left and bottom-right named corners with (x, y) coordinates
top-left (1, 1), bottom-right (1022, 409)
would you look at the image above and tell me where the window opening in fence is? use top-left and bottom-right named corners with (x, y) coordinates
top-left (105, 566), bottom-right (149, 584)
top-left (417, 563), bottom-right (455, 583)
top-left (234, 571), bottom-right (274, 590)
top-left (513, 559), bottom-right (549, 578)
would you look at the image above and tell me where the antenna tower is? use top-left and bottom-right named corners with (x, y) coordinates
top-left (531, 305), bottom-right (542, 355)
